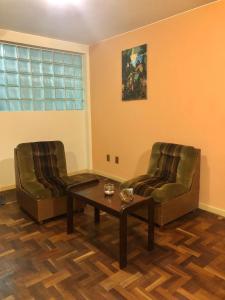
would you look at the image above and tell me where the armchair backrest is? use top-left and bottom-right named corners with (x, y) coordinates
top-left (148, 142), bottom-right (200, 189)
top-left (15, 141), bottom-right (67, 187)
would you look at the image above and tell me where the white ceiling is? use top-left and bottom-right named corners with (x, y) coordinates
top-left (0, 0), bottom-right (217, 45)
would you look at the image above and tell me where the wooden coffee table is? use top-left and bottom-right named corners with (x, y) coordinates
top-left (67, 179), bottom-right (154, 269)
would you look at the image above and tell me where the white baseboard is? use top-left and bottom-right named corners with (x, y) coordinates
top-left (199, 202), bottom-right (225, 218)
top-left (0, 184), bottom-right (16, 192)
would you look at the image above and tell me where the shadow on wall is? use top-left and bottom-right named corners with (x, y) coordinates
top-left (65, 151), bottom-right (78, 174)
top-left (200, 155), bottom-right (210, 204)
top-left (0, 158), bottom-right (15, 188)
top-left (133, 149), bottom-right (151, 177)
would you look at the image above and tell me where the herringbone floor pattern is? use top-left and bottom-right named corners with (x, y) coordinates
top-left (0, 190), bottom-right (225, 299)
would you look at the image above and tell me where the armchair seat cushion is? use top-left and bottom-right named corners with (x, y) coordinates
top-left (121, 175), bottom-right (187, 203)
top-left (21, 173), bottom-right (98, 199)
top-left (21, 175), bottom-right (76, 198)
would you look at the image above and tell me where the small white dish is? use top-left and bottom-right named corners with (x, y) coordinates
top-left (104, 183), bottom-right (115, 196)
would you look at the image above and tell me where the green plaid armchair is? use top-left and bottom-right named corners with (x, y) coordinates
top-left (15, 141), bottom-right (96, 223)
top-left (121, 142), bottom-right (200, 226)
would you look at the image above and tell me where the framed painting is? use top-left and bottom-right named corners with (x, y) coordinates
top-left (122, 44), bottom-right (147, 101)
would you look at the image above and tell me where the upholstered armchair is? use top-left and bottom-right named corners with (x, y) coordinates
top-left (121, 142), bottom-right (200, 226)
top-left (14, 141), bottom-right (96, 223)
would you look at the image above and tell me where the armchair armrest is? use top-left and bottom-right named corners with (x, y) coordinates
top-left (20, 180), bottom-right (52, 199)
top-left (151, 183), bottom-right (188, 203)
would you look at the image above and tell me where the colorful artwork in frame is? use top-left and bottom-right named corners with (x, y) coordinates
top-left (122, 44), bottom-right (147, 101)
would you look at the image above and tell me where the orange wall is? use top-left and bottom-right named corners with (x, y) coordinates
top-left (90, 0), bottom-right (225, 213)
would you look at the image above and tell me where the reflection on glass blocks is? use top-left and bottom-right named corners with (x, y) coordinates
top-left (73, 55), bottom-right (82, 66)
top-left (64, 77), bottom-right (75, 88)
top-left (21, 88), bottom-right (32, 99)
top-left (20, 75), bottom-right (32, 87)
top-left (18, 47), bottom-right (30, 60)
top-left (43, 51), bottom-right (53, 62)
top-left (64, 54), bottom-right (73, 65)
top-left (65, 89), bottom-right (75, 99)
top-left (64, 66), bottom-right (75, 76)
top-left (6, 73), bottom-right (19, 86)
top-left (43, 63), bottom-right (54, 75)
top-left (19, 61), bottom-right (31, 73)
top-left (75, 101), bottom-right (83, 110)
top-left (33, 88), bottom-right (44, 100)
top-left (75, 89), bottom-right (83, 100)
top-left (0, 44), bottom-right (3, 57)
top-left (43, 76), bottom-right (54, 87)
top-left (30, 49), bottom-right (42, 61)
top-left (0, 42), bottom-right (84, 111)
top-left (0, 73), bottom-right (5, 86)
top-left (45, 88), bottom-right (55, 99)
top-left (5, 59), bottom-right (18, 72)
top-left (66, 100), bottom-right (76, 110)
top-left (75, 79), bottom-right (83, 89)
top-left (32, 76), bottom-right (43, 87)
top-left (0, 58), bottom-right (5, 71)
top-left (54, 64), bottom-right (64, 76)
top-left (45, 100), bottom-right (55, 111)
top-left (54, 77), bottom-right (64, 88)
top-left (22, 100), bottom-right (33, 111)
top-left (33, 100), bottom-right (45, 110)
top-left (74, 68), bottom-right (82, 77)
top-left (55, 100), bottom-right (66, 110)
top-left (55, 89), bottom-right (65, 99)
top-left (8, 100), bottom-right (22, 111)
top-left (31, 62), bottom-right (42, 74)
top-left (0, 100), bottom-right (9, 111)
top-left (54, 52), bottom-right (64, 64)
top-left (3, 45), bottom-right (17, 58)
top-left (0, 87), bottom-right (7, 99)
top-left (7, 87), bottom-right (20, 99)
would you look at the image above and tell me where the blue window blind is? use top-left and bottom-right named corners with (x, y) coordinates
top-left (0, 42), bottom-right (84, 111)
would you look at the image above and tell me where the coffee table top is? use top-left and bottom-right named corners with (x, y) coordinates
top-left (68, 179), bottom-right (150, 216)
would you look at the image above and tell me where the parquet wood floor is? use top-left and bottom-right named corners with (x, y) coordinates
top-left (0, 190), bottom-right (225, 299)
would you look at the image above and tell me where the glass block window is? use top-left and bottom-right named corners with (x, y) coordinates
top-left (0, 42), bottom-right (85, 111)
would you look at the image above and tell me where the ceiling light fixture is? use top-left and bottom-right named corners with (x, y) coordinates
top-left (47, 0), bottom-right (82, 6)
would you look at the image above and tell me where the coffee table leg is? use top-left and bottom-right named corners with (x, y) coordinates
top-left (67, 193), bottom-right (74, 234)
top-left (119, 212), bottom-right (127, 269)
top-left (94, 207), bottom-right (100, 224)
top-left (148, 199), bottom-right (154, 250)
